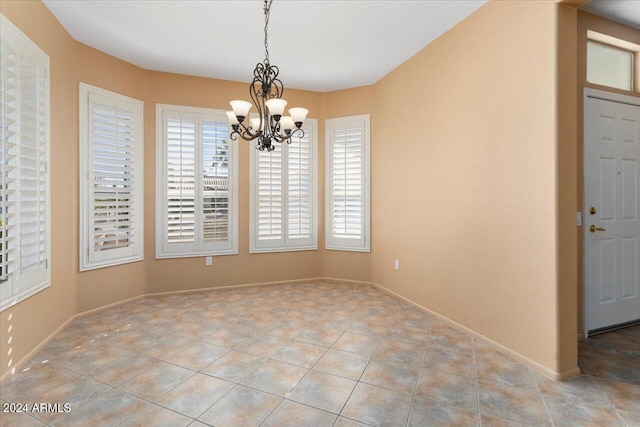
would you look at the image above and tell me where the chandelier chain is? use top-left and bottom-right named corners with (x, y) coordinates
top-left (264, 0), bottom-right (273, 63)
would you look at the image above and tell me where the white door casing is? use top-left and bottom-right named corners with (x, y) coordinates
top-left (584, 88), bottom-right (640, 335)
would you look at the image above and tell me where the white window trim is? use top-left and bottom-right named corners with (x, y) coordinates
top-left (0, 14), bottom-right (51, 312)
top-left (155, 104), bottom-right (239, 259)
top-left (325, 114), bottom-right (371, 252)
top-left (79, 83), bottom-right (144, 271)
top-left (249, 118), bottom-right (318, 253)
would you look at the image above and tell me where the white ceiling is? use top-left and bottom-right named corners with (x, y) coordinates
top-left (580, 0), bottom-right (640, 30)
top-left (42, 0), bottom-right (487, 92)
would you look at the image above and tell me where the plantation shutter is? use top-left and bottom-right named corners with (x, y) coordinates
top-left (256, 143), bottom-right (284, 246)
top-left (158, 106), bottom-right (237, 258)
top-left (1, 14), bottom-right (50, 309)
top-left (88, 95), bottom-right (137, 263)
top-left (250, 119), bottom-right (317, 252)
top-left (79, 84), bottom-right (143, 271)
top-left (202, 117), bottom-right (231, 243)
top-left (165, 112), bottom-right (197, 247)
top-left (287, 127), bottom-right (313, 243)
top-left (326, 115), bottom-right (370, 252)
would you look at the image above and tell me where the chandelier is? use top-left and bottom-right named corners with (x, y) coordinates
top-left (227, 0), bottom-right (308, 152)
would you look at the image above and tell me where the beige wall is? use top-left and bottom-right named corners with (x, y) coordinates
top-left (1, 0), bottom-right (581, 378)
top-left (325, 0), bottom-right (577, 374)
top-left (576, 12), bottom-right (640, 336)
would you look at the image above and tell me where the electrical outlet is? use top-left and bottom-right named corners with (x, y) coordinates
top-left (395, 259), bottom-right (400, 270)
top-left (206, 256), bottom-right (213, 266)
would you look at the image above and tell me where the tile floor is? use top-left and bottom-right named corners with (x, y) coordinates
top-left (0, 281), bottom-right (638, 426)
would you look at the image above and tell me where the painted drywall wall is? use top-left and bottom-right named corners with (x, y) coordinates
top-left (334, 0), bottom-right (575, 374)
top-left (576, 12), bottom-right (640, 337)
top-left (0, 0), bottom-right (77, 378)
top-left (322, 86), bottom-right (374, 282)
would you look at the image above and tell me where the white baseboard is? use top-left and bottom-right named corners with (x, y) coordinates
top-left (367, 280), bottom-right (580, 381)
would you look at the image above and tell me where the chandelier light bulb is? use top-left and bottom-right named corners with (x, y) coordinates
top-left (250, 117), bottom-right (263, 132)
top-left (226, 111), bottom-right (239, 125)
top-left (280, 116), bottom-right (295, 131)
top-left (230, 100), bottom-right (252, 121)
top-left (265, 98), bottom-right (287, 120)
top-left (289, 107), bottom-right (309, 126)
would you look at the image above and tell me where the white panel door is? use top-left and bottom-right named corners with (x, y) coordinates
top-left (584, 90), bottom-right (640, 334)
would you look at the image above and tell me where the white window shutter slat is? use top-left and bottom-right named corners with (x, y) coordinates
top-left (157, 106), bottom-right (238, 258)
top-left (1, 14), bottom-right (51, 310)
top-left (257, 144), bottom-right (283, 243)
top-left (325, 115), bottom-right (370, 252)
top-left (80, 84), bottom-right (143, 271)
top-left (249, 119), bottom-right (317, 253)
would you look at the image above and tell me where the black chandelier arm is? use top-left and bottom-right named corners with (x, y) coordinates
top-left (230, 122), bottom-right (260, 142)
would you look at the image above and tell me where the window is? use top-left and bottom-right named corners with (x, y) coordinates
top-left (79, 84), bottom-right (144, 271)
top-left (156, 105), bottom-right (238, 258)
top-left (0, 14), bottom-right (50, 311)
top-left (250, 119), bottom-right (318, 252)
top-left (587, 41), bottom-right (634, 91)
top-left (325, 115), bottom-right (370, 252)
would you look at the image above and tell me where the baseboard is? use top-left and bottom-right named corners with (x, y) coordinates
top-left (144, 277), bottom-right (324, 298)
top-left (367, 280), bottom-right (580, 381)
top-left (0, 315), bottom-right (75, 385)
top-left (2, 276), bottom-right (580, 384)
top-left (76, 294), bottom-right (146, 318)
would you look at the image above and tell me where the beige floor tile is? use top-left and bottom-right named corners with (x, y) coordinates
top-left (423, 346), bottom-right (475, 378)
top-left (408, 396), bottom-right (479, 427)
top-left (49, 389), bottom-right (146, 427)
top-left (295, 327), bottom-right (343, 347)
top-left (361, 356), bottom-right (421, 393)
top-left (478, 380), bottom-right (551, 426)
top-left (198, 385), bottom-right (281, 427)
top-left (241, 359), bottom-right (308, 396)
top-left (1, 365), bottom-right (81, 401)
top-left (87, 353), bottom-right (157, 386)
top-left (313, 348), bottom-right (370, 380)
top-left (119, 403), bottom-right (193, 427)
top-left (416, 368), bottom-right (478, 411)
top-left (167, 341), bottom-right (229, 371)
top-left (271, 341), bottom-right (328, 368)
top-left (5, 282), bottom-right (639, 426)
top-left (155, 373), bottom-right (233, 418)
top-left (374, 337), bottom-right (426, 366)
top-left (333, 417), bottom-right (372, 427)
top-left (333, 331), bottom-right (382, 356)
top-left (286, 370), bottom-right (356, 414)
top-left (342, 382), bottom-right (412, 427)
top-left (262, 399), bottom-right (337, 427)
top-left (31, 375), bottom-right (111, 423)
top-left (119, 362), bottom-right (195, 400)
top-left (201, 350), bottom-right (265, 382)
top-left (543, 395), bottom-right (624, 427)
top-left (0, 408), bottom-right (46, 427)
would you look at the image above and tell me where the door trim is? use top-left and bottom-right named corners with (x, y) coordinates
top-left (583, 88), bottom-right (640, 338)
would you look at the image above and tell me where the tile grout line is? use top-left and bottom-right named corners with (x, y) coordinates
top-left (404, 322), bottom-right (432, 427)
top-left (471, 337), bottom-right (482, 427)
top-left (530, 365), bottom-right (556, 427)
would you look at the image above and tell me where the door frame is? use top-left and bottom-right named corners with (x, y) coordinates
top-left (583, 87), bottom-right (640, 338)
